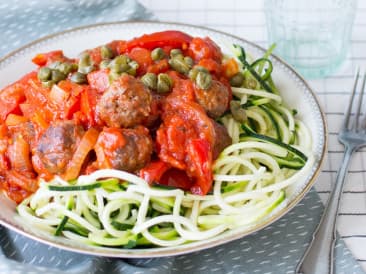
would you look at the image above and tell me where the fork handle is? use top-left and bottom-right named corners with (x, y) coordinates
top-left (296, 145), bottom-right (355, 274)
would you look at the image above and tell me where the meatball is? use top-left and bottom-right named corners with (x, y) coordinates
top-left (95, 126), bottom-right (153, 172)
top-left (96, 74), bottom-right (152, 128)
top-left (35, 121), bottom-right (84, 174)
top-left (194, 80), bottom-right (229, 119)
top-left (213, 122), bottom-right (232, 159)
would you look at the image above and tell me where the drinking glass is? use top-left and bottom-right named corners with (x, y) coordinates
top-left (264, 0), bottom-right (357, 79)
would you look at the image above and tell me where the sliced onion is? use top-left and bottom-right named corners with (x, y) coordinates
top-left (63, 128), bottom-right (99, 181)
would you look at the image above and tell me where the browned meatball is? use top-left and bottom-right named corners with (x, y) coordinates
top-left (96, 74), bottom-right (152, 128)
top-left (35, 121), bottom-right (84, 174)
top-left (194, 80), bottom-right (230, 119)
top-left (95, 126), bottom-right (153, 172)
top-left (213, 122), bottom-right (232, 159)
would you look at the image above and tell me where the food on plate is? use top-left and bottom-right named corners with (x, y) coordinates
top-left (0, 30), bottom-right (313, 248)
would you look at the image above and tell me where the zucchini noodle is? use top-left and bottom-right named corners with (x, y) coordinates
top-left (17, 45), bottom-right (315, 249)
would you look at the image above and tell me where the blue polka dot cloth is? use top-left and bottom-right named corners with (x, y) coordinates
top-left (0, 1), bottom-right (364, 274)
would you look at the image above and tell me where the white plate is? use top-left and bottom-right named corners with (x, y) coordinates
top-left (0, 21), bottom-right (327, 258)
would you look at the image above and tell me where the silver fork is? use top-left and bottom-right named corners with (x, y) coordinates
top-left (296, 68), bottom-right (366, 274)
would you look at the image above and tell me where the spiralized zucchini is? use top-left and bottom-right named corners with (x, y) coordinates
top-left (17, 45), bottom-right (314, 248)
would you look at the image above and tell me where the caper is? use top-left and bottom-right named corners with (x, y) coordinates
top-left (78, 65), bottom-right (95, 74)
top-left (99, 59), bottom-right (111, 70)
top-left (110, 55), bottom-right (129, 66)
top-left (245, 77), bottom-right (258, 89)
top-left (127, 60), bottom-right (139, 76)
top-left (51, 69), bottom-right (67, 82)
top-left (70, 72), bottom-right (87, 84)
top-left (41, 80), bottom-right (55, 88)
top-left (78, 53), bottom-right (91, 66)
top-left (101, 45), bottom-right (114, 59)
top-left (141, 73), bottom-right (157, 90)
top-left (157, 73), bottom-right (173, 93)
top-left (188, 66), bottom-right (209, 80)
top-left (57, 62), bottom-right (74, 75)
top-left (230, 101), bottom-right (247, 123)
top-left (151, 47), bottom-right (165, 61)
top-left (169, 58), bottom-right (190, 75)
top-left (48, 61), bottom-right (62, 69)
top-left (37, 67), bottom-right (52, 81)
top-left (195, 71), bottom-right (212, 90)
top-left (108, 71), bottom-right (121, 83)
top-left (78, 53), bottom-right (95, 74)
top-left (184, 56), bottom-right (194, 67)
top-left (111, 63), bottom-right (130, 74)
top-left (170, 48), bottom-right (183, 58)
top-left (230, 73), bottom-right (244, 87)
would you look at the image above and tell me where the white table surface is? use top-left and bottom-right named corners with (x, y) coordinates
top-left (139, 0), bottom-right (366, 271)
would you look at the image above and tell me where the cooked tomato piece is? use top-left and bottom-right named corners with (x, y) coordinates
top-left (188, 37), bottom-right (222, 63)
top-left (159, 168), bottom-right (194, 191)
top-left (0, 71), bottom-right (35, 120)
top-left (87, 69), bottom-right (110, 93)
top-left (222, 58), bottom-right (239, 78)
top-left (107, 40), bottom-right (127, 55)
top-left (197, 58), bottom-right (222, 76)
top-left (127, 47), bottom-right (153, 75)
top-left (147, 59), bottom-right (169, 74)
top-left (140, 160), bottom-right (170, 184)
top-left (31, 50), bottom-right (66, 66)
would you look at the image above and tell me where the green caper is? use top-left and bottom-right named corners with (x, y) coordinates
top-left (108, 71), bottom-right (121, 83)
top-left (184, 56), bottom-right (194, 67)
top-left (101, 45), bottom-right (114, 59)
top-left (245, 77), bottom-right (258, 89)
top-left (51, 69), bottom-right (67, 82)
top-left (79, 53), bottom-right (91, 66)
top-left (188, 66), bottom-right (208, 80)
top-left (78, 65), bottom-right (95, 74)
top-left (70, 72), bottom-right (87, 84)
top-left (37, 67), bottom-right (52, 81)
top-left (57, 62), bottom-right (74, 75)
top-left (195, 71), bottom-right (212, 90)
top-left (170, 49), bottom-right (183, 58)
top-left (110, 55), bottom-right (129, 66)
top-left (230, 101), bottom-right (247, 123)
top-left (78, 53), bottom-right (95, 74)
top-left (111, 63), bottom-right (130, 74)
top-left (99, 59), bottom-right (111, 70)
top-left (48, 61), bottom-right (62, 69)
top-left (41, 80), bottom-right (55, 88)
top-left (126, 60), bottom-right (139, 76)
top-left (230, 73), bottom-right (244, 87)
top-left (169, 58), bottom-right (190, 75)
top-left (157, 73), bottom-right (173, 93)
top-left (141, 73), bottom-right (157, 90)
top-left (151, 47), bottom-right (165, 61)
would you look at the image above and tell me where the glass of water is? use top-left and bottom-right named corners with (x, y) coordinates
top-left (264, 0), bottom-right (357, 79)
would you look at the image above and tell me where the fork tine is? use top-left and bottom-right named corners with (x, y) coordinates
top-left (355, 71), bottom-right (366, 130)
top-left (343, 67), bottom-right (360, 129)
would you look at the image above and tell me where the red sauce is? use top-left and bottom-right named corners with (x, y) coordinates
top-left (0, 30), bottom-right (233, 202)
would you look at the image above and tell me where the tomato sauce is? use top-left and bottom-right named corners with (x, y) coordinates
top-left (0, 30), bottom-right (232, 202)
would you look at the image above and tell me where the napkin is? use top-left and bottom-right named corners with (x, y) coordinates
top-left (0, 1), bottom-right (364, 273)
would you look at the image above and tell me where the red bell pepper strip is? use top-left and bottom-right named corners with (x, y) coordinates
top-left (126, 31), bottom-right (193, 51)
top-left (140, 160), bottom-right (170, 184)
top-left (187, 138), bottom-right (213, 195)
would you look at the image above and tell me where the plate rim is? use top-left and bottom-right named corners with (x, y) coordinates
top-left (0, 20), bottom-right (328, 258)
